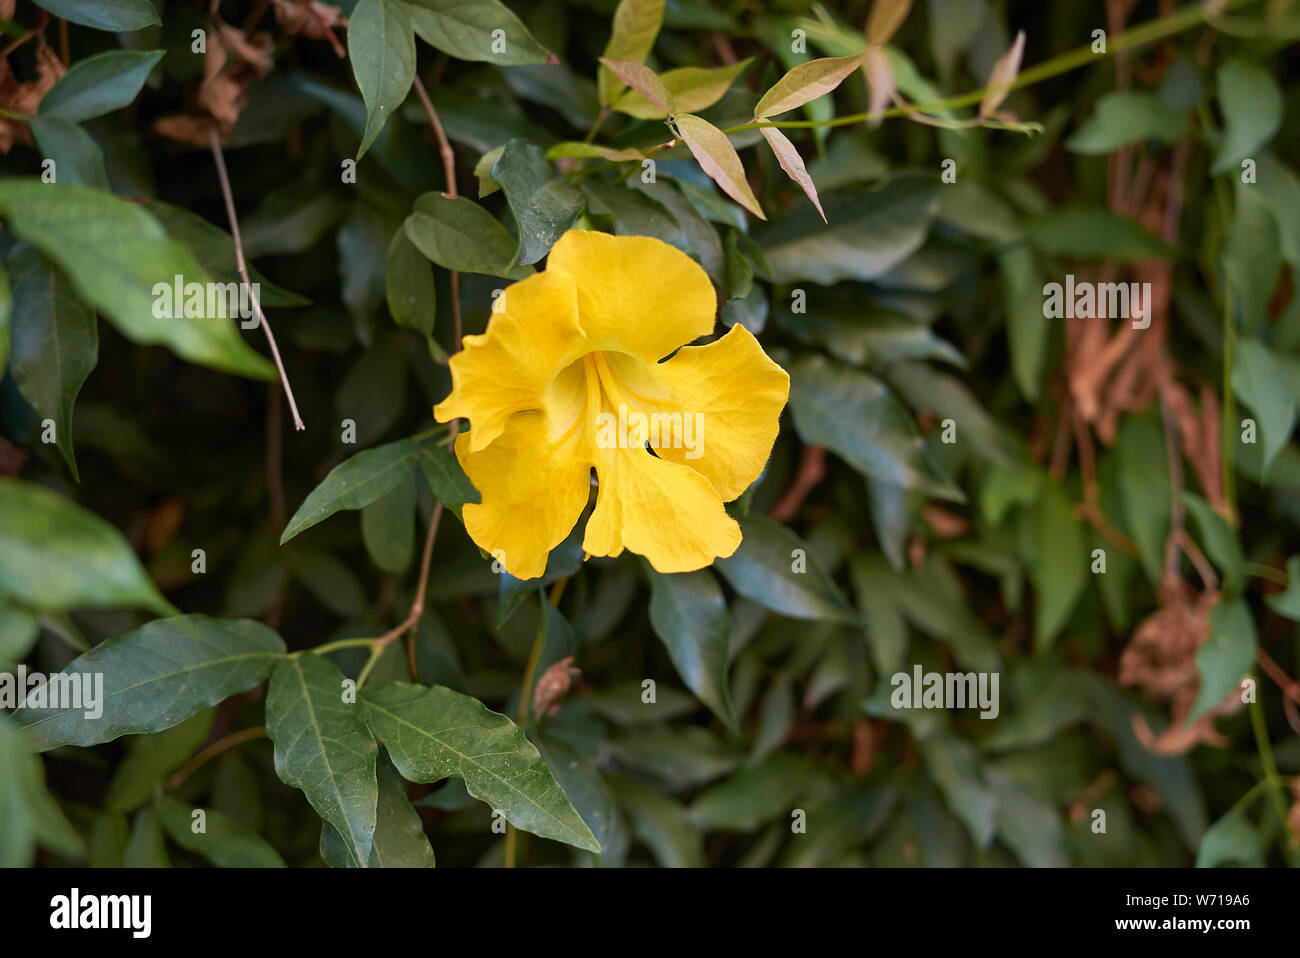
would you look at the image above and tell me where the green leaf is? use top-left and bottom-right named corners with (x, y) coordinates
top-left (404, 0), bottom-right (548, 65)
top-left (1115, 415), bottom-right (1170, 584)
top-left (0, 602), bottom-right (40, 665)
top-left (1232, 338), bottom-right (1295, 473)
top-left (714, 514), bottom-right (857, 622)
top-left (1195, 804), bottom-right (1264, 868)
top-left (1265, 556), bottom-right (1300, 621)
top-left (754, 53), bottom-right (864, 119)
top-left (1187, 598), bottom-right (1256, 723)
top-left (16, 615), bottom-right (286, 751)
top-left (404, 193), bottom-right (534, 278)
top-left (266, 656), bottom-right (379, 866)
top-left (385, 229), bottom-right (435, 336)
top-left (322, 754), bottom-right (436, 867)
top-left (1023, 206), bottom-right (1171, 261)
top-left (142, 200), bottom-right (310, 309)
top-left (1179, 491), bottom-right (1243, 597)
top-left (758, 175), bottom-right (939, 284)
top-left (0, 478), bottom-right (171, 617)
top-left (362, 472), bottom-right (416, 574)
top-left (6, 246), bottom-right (98, 480)
top-left (919, 732), bottom-right (997, 847)
top-left (0, 180), bottom-right (275, 380)
top-left (615, 775), bottom-right (703, 866)
top-left (0, 262), bottom-right (10, 375)
top-left (1065, 90), bottom-right (1186, 154)
top-left (1212, 59), bottom-right (1282, 175)
top-left (1224, 183), bottom-right (1281, 337)
top-left (105, 709), bottom-right (215, 812)
top-left (157, 794), bottom-right (286, 868)
top-left (293, 550), bottom-right (368, 618)
top-left (687, 753), bottom-right (807, 832)
top-left (998, 246), bottom-right (1046, 401)
top-left (31, 0), bottom-right (160, 31)
top-left (124, 805), bottom-right (169, 867)
top-left (39, 50), bottom-right (165, 122)
top-left (673, 114), bottom-right (764, 220)
top-left (646, 568), bottom-right (738, 732)
top-left (598, 0), bottom-right (665, 104)
top-left (362, 681), bottom-right (600, 852)
top-left (349, 0), bottom-right (417, 160)
top-left (0, 713), bottom-right (83, 866)
top-left (28, 116), bottom-right (109, 189)
top-left (787, 354), bottom-right (960, 500)
top-left (492, 139), bottom-right (585, 267)
top-left (1030, 480), bottom-right (1085, 651)
top-left (281, 438), bottom-right (423, 543)
top-left (613, 60), bottom-right (749, 119)
top-left (418, 442), bottom-right (480, 517)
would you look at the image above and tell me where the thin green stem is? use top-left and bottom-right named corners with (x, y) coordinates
top-left (308, 637), bottom-right (379, 655)
top-left (1248, 696), bottom-right (1289, 829)
top-left (1243, 561), bottom-right (1288, 586)
top-left (355, 641), bottom-right (386, 690)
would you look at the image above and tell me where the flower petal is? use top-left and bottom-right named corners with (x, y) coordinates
top-left (604, 324), bottom-right (789, 500)
top-left (434, 269), bottom-right (585, 452)
top-left (582, 446), bottom-right (741, 573)
top-left (455, 407), bottom-right (591, 580)
top-left (545, 230), bottom-right (716, 361)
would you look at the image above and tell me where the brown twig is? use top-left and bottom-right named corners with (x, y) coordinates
top-left (168, 726), bottom-right (267, 788)
top-left (209, 127), bottom-right (306, 430)
top-left (769, 445), bottom-right (826, 522)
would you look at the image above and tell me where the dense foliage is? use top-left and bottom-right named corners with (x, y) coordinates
top-left (2, 0), bottom-right (1299, 868)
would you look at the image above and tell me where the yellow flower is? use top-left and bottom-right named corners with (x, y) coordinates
top-left (434, 230), bottom-right (789, 580)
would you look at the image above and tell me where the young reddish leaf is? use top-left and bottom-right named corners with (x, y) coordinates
top-left (673, 113), bottom-right (764, 220)
top-left (979, 30), bottom-right (1025, 119)
top-left (612, 60), bottom-right (751, 120)
top-left (597, 0), bottom-right (666, 104)
top-left (599, 58), bottom-right (675, 117)
top-left (865, 0), bottom-right (913, 46)
top-left (759, 126), bottom-right (825, 222)
top-left (862, 45), bottom-right (895, 126)
top-left (754, 53), bottom-right (865, 119)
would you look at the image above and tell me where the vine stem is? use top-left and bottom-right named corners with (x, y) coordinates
top-left (168, 726), bottom-right (267, 788)
top-left (504, 577), bottom-right (569, 868)
top-left (1249, 696), bottom-right (1290, 832)
top-left (209, 126), bottom-right (306, 431)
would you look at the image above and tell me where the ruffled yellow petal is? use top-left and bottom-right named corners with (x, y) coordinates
top-left (602, 324), bottom-right (789, 500)
top-left (434, 269), bottom-right (586, 452)
top-left (455, 405), bottom-right (591, 580)
top-left (545, 230), bottom-right (716, 361)
top-left (582, 446), bottom-right (742, 573)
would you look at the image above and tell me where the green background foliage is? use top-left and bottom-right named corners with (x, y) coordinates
top-left (1, 0), bottom-right (1298, 868)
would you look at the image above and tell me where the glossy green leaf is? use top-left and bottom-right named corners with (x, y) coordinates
top-left (1030, 480), bottom-right (1085, 651)
top-left (362, 681), bottom-right (600, 852)
top-left (321, 754), bottom-right (436, 867)
top-left (1023, 207), bottom-right (1170, 261)
top-left (385, 229), bottom-right (435, 336)
top-left (281, 438), bottom-right (423, 543)
top-left (6, 246), bottom-right (98, 479)
top-left (405, 0), bottom-right (548, 65)
top-left (418, 442), bottom-right (480, 517)
top-left (758, 175), bottom-right (939, 284)
top-left (714, 514), bottom-right (857, 622)
top-left (646, 568), bottom-right (738, 732)
top-left (157, 794), bottom-right (286, 868)
top-left (0, 180), bottom-right (275, 380)
top-left (362, 471), bottom-right (416, 574)
top-left (349, 0), bottom-right (417, 160)
top-left (31, 0), bottom-right (159, 31)
top-left (404, 193), bottom-right (534, 279)
top-left (1212, 59), bottom-right (1282, 174)
top-left (1232, 338), bottom-right (1295, 473)
top-left (105, 709), bottom-right (215, 812)
top-left (1065, 90), bottom-right (1186, 154)
top-left (40, 50), bottom-right (165, 122)
top-left (266, 655), bottom-right (379, 866)
top-left (492, 139), bottom-right (585, 267)
top-left (0, 478), bottom-right (171, 617)
top-left (28, 117), bottom-right (109, 189)
top-left (788, 354), bottom-right (960, 500)
top-left (16, 615), bottom-right (286, 751)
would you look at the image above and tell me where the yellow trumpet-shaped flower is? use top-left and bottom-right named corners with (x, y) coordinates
top-left (434, 230), bottom-right (790, 580)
